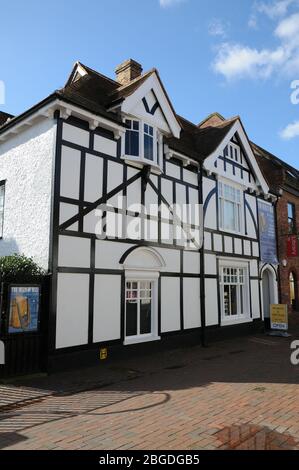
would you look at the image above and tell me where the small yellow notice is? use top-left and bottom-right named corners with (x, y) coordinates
top-left (100, 348), bottom-right (108, 360)
top-left (270, 304), bottom-right (288, 331)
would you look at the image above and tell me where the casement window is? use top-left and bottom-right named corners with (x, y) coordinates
top-left (144, 124), bottom-right (154, 161)
top-left (125, 119), bottom-right (139, 157)
top-left (288, 203), bottom-right (296, 234)
top-left (0, 182), bottom-right (5, 238)
top-left (220, 264), bottom-right (249, 323)
top-left (125, 279), bottom-right (159, 344)
top-left (218, 181), bottom-right (242, 233)
top-left (124, 118), bottom-right (159, 166)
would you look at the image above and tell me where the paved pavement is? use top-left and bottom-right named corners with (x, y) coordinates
top-left (0, 316), bottom-right (298, 450)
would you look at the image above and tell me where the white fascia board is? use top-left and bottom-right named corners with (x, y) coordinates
top-left (166, 146), bottom-right (199, 167)
top-left (0, 99), bottom-right (125, 142)
top-left (203, 120), bottom-right (269, 194)
top-left (121, 73), bottom-right (181, 138)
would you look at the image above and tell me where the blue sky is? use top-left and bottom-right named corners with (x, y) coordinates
top-left (1, 0), bottom-right (299, 168)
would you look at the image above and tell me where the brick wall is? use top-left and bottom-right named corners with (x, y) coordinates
top-left (276, 189), bottom-right (299, 311)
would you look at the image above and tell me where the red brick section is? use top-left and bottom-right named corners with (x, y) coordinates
top-left (276, 190), bottom-right (299, 311)
top-left (0, 318), bottom-right (298, 451)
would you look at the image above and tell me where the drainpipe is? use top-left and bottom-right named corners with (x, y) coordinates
top-left (198, 161), bottom-right (207, 347)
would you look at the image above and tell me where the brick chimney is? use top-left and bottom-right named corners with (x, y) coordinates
top-left (115, 59), bottom-right (143, 86)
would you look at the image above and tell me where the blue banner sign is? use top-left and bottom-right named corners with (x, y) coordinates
top-left (258, 201), bottom-right (278, 264)
top-left (8, 286), bottom-right (40, 334)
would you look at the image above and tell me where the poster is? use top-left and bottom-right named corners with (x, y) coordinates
top-left (258, 201), bottom-right (278, 264)
top-left (8, 286), bottom-right (40, 334)
top-left (270, 304), bottom-right (288, 331)
top-left (287, 235), bottom-right (299, 257)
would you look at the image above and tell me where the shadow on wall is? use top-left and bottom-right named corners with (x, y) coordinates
top-left (0, 238), bottom-right (20, 259)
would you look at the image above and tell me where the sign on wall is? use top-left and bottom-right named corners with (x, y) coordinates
top-left (8, 286), bottom-right (40, 334)
top-left (270, 304), bottom-right (288, 331)
top-left (287, 235), bottom-right (299, 257)
top-left (258, 201), bottom-right (278, 264)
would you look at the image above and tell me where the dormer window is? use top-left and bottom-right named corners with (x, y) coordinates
top-left (124, 118), bottom-right (161, 168)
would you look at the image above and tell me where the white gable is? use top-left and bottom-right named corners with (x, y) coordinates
top-left (203, 119), bottom-right (269, 194)
top-left (121, 72), bottom-right (181, 138)
top-left (129, 89), bottom-right (171, 134)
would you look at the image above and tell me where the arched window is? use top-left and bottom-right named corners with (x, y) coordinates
top-left (120, 246), bottom-right (165, 345)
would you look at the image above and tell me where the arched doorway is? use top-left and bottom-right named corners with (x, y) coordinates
top-left (289, 272), bottom-right (298, 310)
top-left (262, 266), bottom-right (277, 328)
top-left (120, 246), bottom-right (165, 345)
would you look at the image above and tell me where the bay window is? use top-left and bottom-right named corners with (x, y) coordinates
top-left (220, 264), bottom-right (249, 323)
top-left (219, 181), bottom-right (242, 233)
top-left (124, 118), bottom-right (159, 166)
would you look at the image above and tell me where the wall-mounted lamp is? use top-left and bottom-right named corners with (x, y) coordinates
top-left (281, 259), bottom-right (288, 267)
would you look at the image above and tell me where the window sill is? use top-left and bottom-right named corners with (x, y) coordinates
top-left (123, 335), bottom-right (161, 346)
top-left (221, 317), bottom-right (252, 326)
top-left (121, 156), bottom-right (162, 174)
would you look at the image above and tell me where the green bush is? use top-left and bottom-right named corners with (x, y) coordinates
top-left (0, 254), bottom-right (45, 283)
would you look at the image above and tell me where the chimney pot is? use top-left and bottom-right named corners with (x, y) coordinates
top-left (115, 59), bottom-right (143, 86)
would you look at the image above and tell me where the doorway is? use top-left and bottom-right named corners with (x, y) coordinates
top-left (262, 267), bottom-right (276, 329)
top-left (289, 272), bottom-right (298, 310)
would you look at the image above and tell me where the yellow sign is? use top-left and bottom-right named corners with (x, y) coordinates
top-left (270, 304), bottom-right (288, 331)
top-left (100, 348), bottom-right (108, 360)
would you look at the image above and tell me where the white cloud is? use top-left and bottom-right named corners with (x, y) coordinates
top-left (213, 11), bottom-right (299, 80)
top-left (212, 43), bottom-right (287, 80)
top-left (280, 120), bottom-right (299, 138)
top-left (256, 0), bottom-right (295, 19)
top-left (208, 18), bottom-right (229, 38)
top-left (159, 0), bottom-right (185, 7)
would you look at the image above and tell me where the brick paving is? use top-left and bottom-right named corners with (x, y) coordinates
top-left (0, 315), bottom-right (298, 450)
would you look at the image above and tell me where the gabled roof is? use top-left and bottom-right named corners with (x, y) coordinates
top-left (252, 142), bottom-right (299, 194)
top-left (165, 115), bottom-right (238, 161)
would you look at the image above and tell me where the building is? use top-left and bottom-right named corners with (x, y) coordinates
top-left (0, 59), bottom-right (279, 370)
top-left (254, 144), bottom-right (299, 313)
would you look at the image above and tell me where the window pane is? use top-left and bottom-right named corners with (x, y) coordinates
top-left (223, 285), bottom-right (230, 316)
top-left (133, 120), bottom-right (139, 131)
top-left (144, 134), bottom-right (154, 161)
top-left (125, 130), bottom-right (139, 157)
top-left (223, 200), bottom-right (235, 231)
top-left (230, 285), bottom-right (238, 315)
top-left (126, 302), bottom-right (138, 336)
top-left (140, 299), bottom-right (151, 334)
top-left (288, 203), bottom-right (294, 219)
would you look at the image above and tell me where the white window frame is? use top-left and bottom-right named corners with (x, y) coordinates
top-left (218, 179), bottom-right (244, 235)
top-left (219, 259), bottom-right (251, 325)
top-left (122, 117), bottom-right (162, 171)
top-left (124, 270), bottom-right (160, 345)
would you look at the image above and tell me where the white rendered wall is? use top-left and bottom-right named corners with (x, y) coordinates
top-left (0, 118), bottom-right (55, 269)
top-left (161, 277), bottom-right (181, 333)
top-left (93, 274), bottom-right (121, 342)
top-left (56, 273), bottom-right (89, 348)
